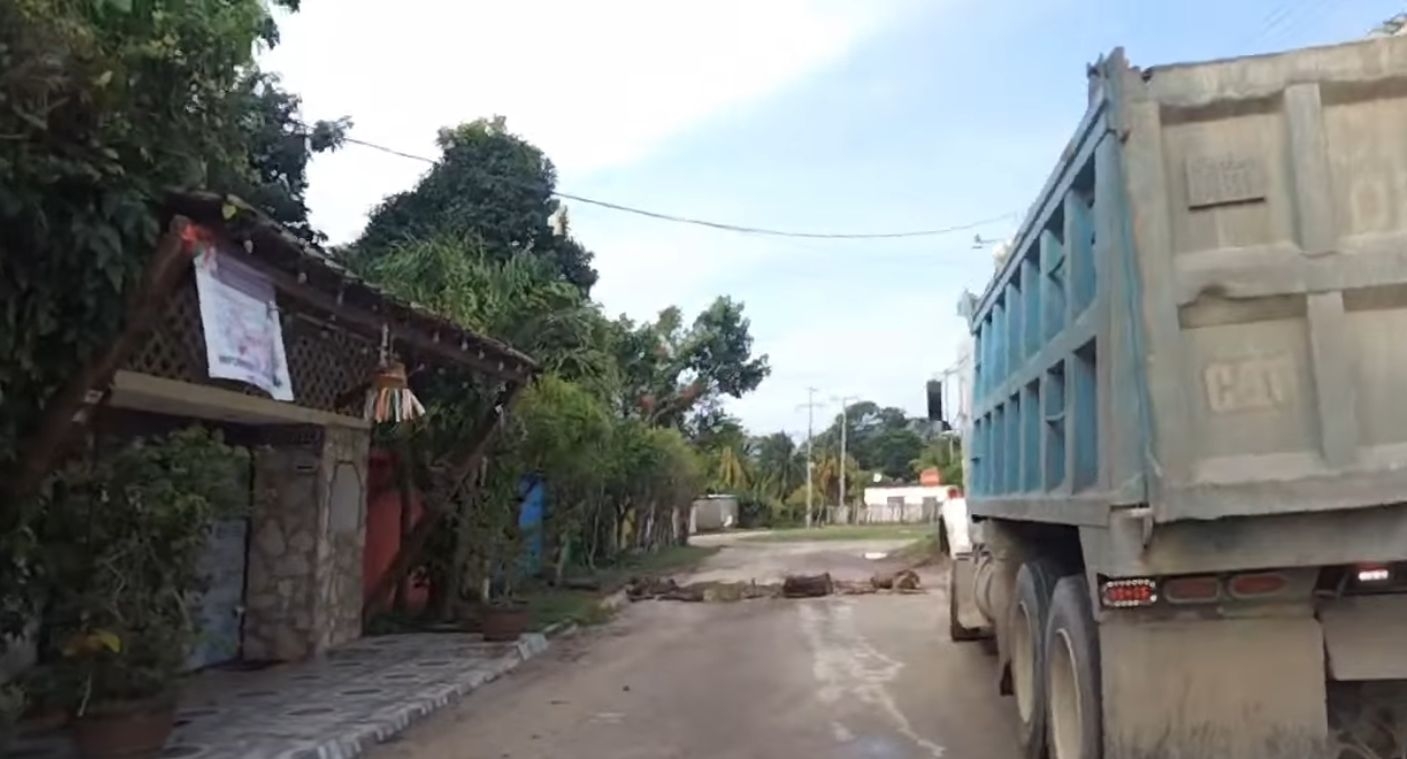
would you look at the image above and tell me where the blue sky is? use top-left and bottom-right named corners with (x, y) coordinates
top-left (266, 0), bottom-right (1403, 436)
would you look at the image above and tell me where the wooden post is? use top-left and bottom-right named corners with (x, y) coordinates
top-left (363, 380), bottom-right (526, 622)
top-left (5, 217), bottom-right (194, 507)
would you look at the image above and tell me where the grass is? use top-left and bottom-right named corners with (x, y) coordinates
top-left (519, 543), bottom-right (722, 631)
top-left (740, 524), bottom-right (934, 543)
top-left (521, 587), bottom-right (615, 630)
top-left (892, 534), bottom-right (942, 566)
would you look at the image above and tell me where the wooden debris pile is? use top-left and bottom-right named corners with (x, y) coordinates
top-left (625, 569), bottom-right (924, 604)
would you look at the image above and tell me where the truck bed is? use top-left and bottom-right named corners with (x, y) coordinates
top-left (967, 36), bottom-right (1407, 525)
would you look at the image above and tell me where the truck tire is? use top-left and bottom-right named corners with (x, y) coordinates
top-left (1045, 575), bottom-right (1101, 759)
top-left (1011, 558), bottom-right (1061, 759)
top-left (949, 559), bottom-right (985, 642)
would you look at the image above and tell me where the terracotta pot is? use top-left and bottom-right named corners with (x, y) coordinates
top-left (480, 604), bottom-right (531, 642)
top-left (21, 706), bottom-right (71, 734)
top-left (72, 695), bottom-right (176, 759)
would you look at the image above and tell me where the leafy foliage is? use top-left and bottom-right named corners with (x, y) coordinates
top-left (38, 428), bottom-right (249, 708)
top-left (750, 432), bottom-right (804, 501)
top-left (614, 299), bottom-right (770, 428)
top-left (911, 438), bottom-right (964, 489)
top-left (212, 72), bottom-right (350, 243)
top-left (359, 234), bottom-right (618, 395)
top-left (354, 117), bottom-right (597, 290)
top-left (812, 400), bottom-right (928, 481)
top-left (0, 0), bottom-right (341, 505)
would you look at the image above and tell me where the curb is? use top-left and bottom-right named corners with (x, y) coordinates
top-left (309, 633), bottom-right (550, 759)
top-left (540, 620), bottom-right (577, 639)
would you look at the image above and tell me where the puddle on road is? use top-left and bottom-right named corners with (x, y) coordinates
top-left (863, 552), bottom-right (889, 561)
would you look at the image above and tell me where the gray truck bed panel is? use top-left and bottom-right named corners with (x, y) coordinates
top-left (969, 36), bottom-right (1407, 525)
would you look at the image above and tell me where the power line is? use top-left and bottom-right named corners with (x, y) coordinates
top-left (341, 135), bottom-right (1015, 241)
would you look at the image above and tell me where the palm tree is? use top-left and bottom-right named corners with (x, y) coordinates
top-left (753, 432), bottom-right (800, 499)
top-left (714, 445), bottom-right (750, 492)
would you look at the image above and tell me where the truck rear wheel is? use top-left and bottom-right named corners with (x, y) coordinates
top-left (1012, 558), bottom-right (1061, 759)
top-left (949, 558), bottom-right (985, 642)
top-left (1046, 575), bottom-right (1101, 759)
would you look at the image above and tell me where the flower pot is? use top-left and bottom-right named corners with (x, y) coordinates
top-left (480, 604), bottom-right (531, 642)
top-left (72, 695), bottom-right (176, 759)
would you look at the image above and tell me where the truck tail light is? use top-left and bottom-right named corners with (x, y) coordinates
top-left (1163, 575), bottom-right (1220, 604)
top-left (1355, 563), bottom-right (1391, 584)
top-left (1101, 578), bottom-right (1157, 608)
top-left (1227, 571), bottom-right (1288, 599)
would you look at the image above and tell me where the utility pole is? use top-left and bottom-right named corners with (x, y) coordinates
top-left (936, 366), bottom-right (958, 461)
top-left (797, 387), bottom-right (821, 529)
top-left (832, 395), bottom-right (859, 524)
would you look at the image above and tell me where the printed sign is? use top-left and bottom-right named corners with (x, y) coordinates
top-left (191, 229), bottom-right (294, 401)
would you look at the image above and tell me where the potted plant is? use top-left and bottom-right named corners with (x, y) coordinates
top-left (40, 428), bottom-right (248, 758)
top-left (479, 534), bottom-right (531, 643)
top-left (466, 467), bottom-right (531, 642)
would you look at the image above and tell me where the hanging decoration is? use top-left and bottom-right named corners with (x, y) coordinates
top-left (364, 324), bottom-right (425, 424)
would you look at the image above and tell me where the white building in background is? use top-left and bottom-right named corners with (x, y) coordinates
top-left (857, 484), bottom-right (958, 524)
top-left (689, 494), bottom-right (738, 532)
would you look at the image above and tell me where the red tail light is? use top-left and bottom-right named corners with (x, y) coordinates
top-left (1101, 578), bottom-right (1157, 608)
top-left (1163, 575), bottom-right (1220, 604)
top-left (1355, 563), bottom-right (1391, 583)
top-left (1227, 571), bottom-right (1288, 599)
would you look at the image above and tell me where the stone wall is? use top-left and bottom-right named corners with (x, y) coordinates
top-left (315, 427), bottom-right (368, 651)
top-left (243, 424), bottom-right (369, 661)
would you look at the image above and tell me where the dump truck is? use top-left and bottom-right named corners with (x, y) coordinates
top-left (932, 36), bottom-right (1407, 759)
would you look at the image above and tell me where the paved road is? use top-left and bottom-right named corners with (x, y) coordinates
top-left (368, 534), bottom-right (1020, 759)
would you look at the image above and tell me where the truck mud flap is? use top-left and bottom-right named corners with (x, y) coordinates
top-left (1101, 615), bottom-right (1326, 759)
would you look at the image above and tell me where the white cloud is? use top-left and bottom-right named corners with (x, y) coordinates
top-left (262, 0), bottom-right (909, 243)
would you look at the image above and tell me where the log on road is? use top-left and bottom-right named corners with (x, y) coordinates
top-left (782, 573), bottom-right (833, 598)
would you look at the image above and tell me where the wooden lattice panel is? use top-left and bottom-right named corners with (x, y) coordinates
top-left (282, 316), bottom-right (378, 413)
top-left (125, 277), bottom-right (378, 413)
top-left (126, 278), bottom-right (205, 384)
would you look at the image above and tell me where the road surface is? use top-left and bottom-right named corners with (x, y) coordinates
top-left (368, 532), bottom-right (1020, 759)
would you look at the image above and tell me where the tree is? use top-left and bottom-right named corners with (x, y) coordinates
top-left (0, 0), bottom-right (347, 494)
top-left (911, 438), bottom-right (964, 489)
top-left (353, 117), bottom-right (597, 290)
top-left (752, 432), bottom-right (802, 500)
top-left (614, 298), bottom-right (770, 428)
top-left (815, 401), bottom-right (925, 480)
top-left (711, 445), bottom-right (751, 493)
top-left (361, 234), bottom-right (619, 396)
top-left (214, 72), bottom-right (350, 243)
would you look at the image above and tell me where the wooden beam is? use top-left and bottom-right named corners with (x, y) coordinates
top-left (109, 370), bottom-right (370, 431)
top-left (5, 218), bottom-right (195, 507)
top-left (362, 380), bottom-right (527, 622)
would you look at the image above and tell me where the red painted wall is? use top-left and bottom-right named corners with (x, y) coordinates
top-left (363, 450), bottom-right (428, 612)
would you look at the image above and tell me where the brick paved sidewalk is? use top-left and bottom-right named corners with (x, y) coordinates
top-left (11, 632), bottom-right (548, 759)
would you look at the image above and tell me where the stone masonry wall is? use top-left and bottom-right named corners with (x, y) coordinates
top-left (245, 440), bottom-right (321, 661)
top-left (315, 427), bottom-right (369, 652)
top-left (244, 425), bottom-right (370, 661)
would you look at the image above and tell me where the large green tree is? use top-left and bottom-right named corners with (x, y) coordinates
top-left (354, 117), bottom-right (597, 290)
top-left (814, 401), bottom-right (927, 480)
top-left (0, 0), bottom-right (343, 494)
top-left (0, 0), bottom-right (345, 644)
top-left (214, 72), bottom-right (350, 243)
top-left (751, 432), bottom-right (803, 500)
top-left (614, 299), bottom-right (770, 429)
top-left (361, 234), bottom-right (617, 395)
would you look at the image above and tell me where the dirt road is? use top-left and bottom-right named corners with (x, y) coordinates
top-left (367, 533), bottom-right (1019, 759)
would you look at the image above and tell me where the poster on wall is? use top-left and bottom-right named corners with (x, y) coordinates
top-left (189, 227), bottom-right (295, 401)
